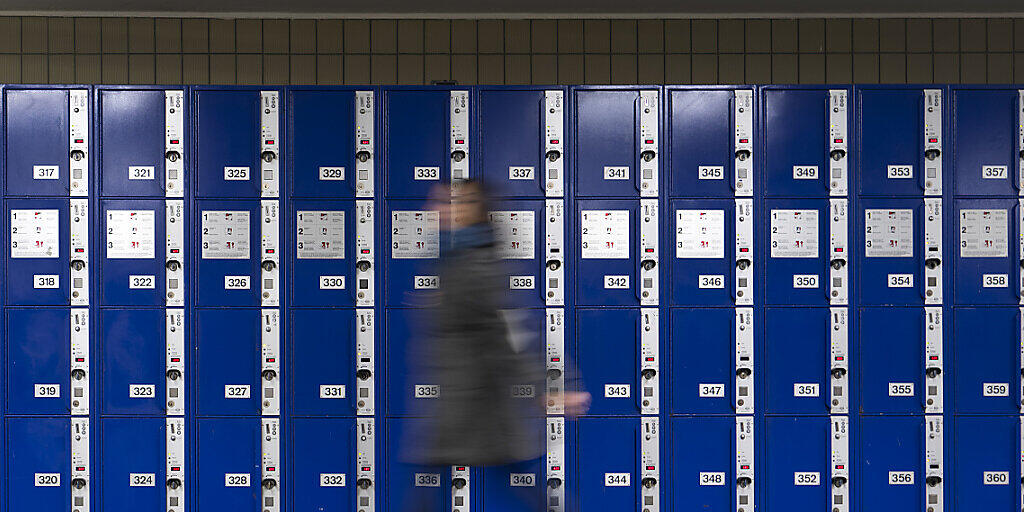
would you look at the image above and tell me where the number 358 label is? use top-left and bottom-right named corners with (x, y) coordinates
top-left (983, 274), bottom-right (1008, 288)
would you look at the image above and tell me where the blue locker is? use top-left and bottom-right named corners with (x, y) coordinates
top-left (290, 418), bottom-right (355, 512)
top-left (856, 87), bottom-right (937, 196)
top-left (576, 200), bottom-right (638, 306)
top-left (4, 87), bottom-right (73, 196)
top-left (477, 87), bottom-right (563, 197)
top-left (288, 88), bottom-right (360, 198)
top-left (384, 417), bottom-right (449, 511)
top-left (953, 308), bottom-right (1019, 414)
top-left (384, 89), bottom-right (452, 196)
top-left (100, 309), bottom-right (165, 415)
top-left (7, 308), bottom-right (71, 415)
top-left (765, 416), bottom-right (829, 512)
top-left (290, 200), bottom-right (357, 307)
top-left (195, 200), bottom-right (261, 307)
top-left (859, 308), bottom-right (927, 414)
top-left (670, 308), bottom-right (735, 415)
top-left (953, 199), bottom-right (1018, 305)
top-left (384, 308), bottom-right (423, 417)
top-left (765, 308), bottom-right (830, 414)
top-left (6, 199), bottom-right (70, 305)
top-left (99, 417), bottom-right (165, 511)
top-left (97, 87), bottom-right (174, 197)
top-left (8, 417), bottom-right (70, 511)
top-left (490, 200), bottom-right (545, 308)
top-left (196, 417), bottom-right (261, 510)
top-left (481, 457), bottom-right (545, 512)
top-left (196, 308), bottom-right (260, 416)
top-left (100, 199), bottom-right (166, 306)
top-left (193, 88), bottom-right (267, 198)
top-left (858, 199), bottom-right (929, 305)
top-left (670, 199), bottom-right (735, 306)
top-left (859, 416), bottom-right (926, 511)
top-left (669, 416), bottom-right (733, 511)
top-left (762, 87), bottom-right (848, 197)
top-left (953, 416), bottom-right (1017, 510)
top-left (577, 309), bottom-right (640, 416)
top-left (573, 87), bottom-right (655, 197)
top-left (575, 418), bottom-right (638, 511)
top-left (385, 200), bottom-right (446, 306)
top-left (289, 309), bottom-right (356, 416)
top-left (667, 87), bottom-right (743, 198)
top-left (952, 87), bottom-right (1018, 197)
top-left (764, 200), bottom-right (828, 306)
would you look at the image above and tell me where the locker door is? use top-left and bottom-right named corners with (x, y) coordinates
top-left (668, 88), bottom-right (738, 198)
top-left (858, 199), bottom-right (926, 305)
top-left (289, 309), bottom-right (355, 416)
top-left (7, 199), bottom-right (70, 305)
top-left (100, 417), bottom-right (165, 511)
top-left (7, 308), bottom-right (71, 414)
top-left (100, 199), bottom-right (165, 306)
top-left (763, 88), bottom-right (836, 197)
top-left (194, 89), bottom-right (261, 197)
top-left (386, 200), bottom-right (446, 306)
top-left (478, 88), bottom-right (550, 197)
top-left (671, 199), bottom-right (734, 306)
top-left (765, 308), bottom-right (829, 414)
top-left (101, 309), bottom-right (165, 415)
top-left (574, 88), bottom-right (647, 197)
top-left (764, 200), bottom-right (828, 306)
top-left (577, 309), bottom-right (639, 416)
top-left (195, 201), bottom-right (261, 307)
top-left (954, 199), bottom-right (1018, 305)
top-left (953, 308), bottom-right (1019, 414)
top-left (290, 418), bottom-right (355, 512)
top-left (670, 308), bottom-right (734, 415)
top-left (952, 88), bottom-right (1017, 197)
top-left (576, 200), bottom-right (637, 306)
top-left (196, 309), bottom-right (260, 415)
top-left (490, 200), bottom-right (545, 308)
top-left (384, 89), bottom-right (450, 196)
top-left (857, 87), bottom-right (929, 196)
top-left (98, 88), bottom-right (168, 197)
top-left (8, 417), bottom-right (70, 511)
top-left (859, 308), bottom-right (926, 414)
top-left (576, 418), bottom-right (641, 511)
top-left (196, 418), bottom-right (260, 511)
top-left (384, 417), bottom-right (449, 511)
top-left (290, 201), bottom-right (356, 307)
top-left (481, 432), bottom-right (545, 512)
top-left (289, 89), bottom-right (358, 198)
top-left (859, 416), bottom-right (925, 511)
top-left (670, 416), bottom-right (733, 511)
top-left (5, 88), bottom-right (71, 196)
top-left (765, 417), bottom-right (829, 512)
top-left (385, 308), bottom-right (422, 417)
top-left (953, 416), bottom-right (1017, 510)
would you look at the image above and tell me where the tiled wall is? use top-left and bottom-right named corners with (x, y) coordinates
top-left (0, 17), bottom-right (1022, 84)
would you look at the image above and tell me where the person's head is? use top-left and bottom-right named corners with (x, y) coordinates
top-left (428, 180), bottom-right (491, 229)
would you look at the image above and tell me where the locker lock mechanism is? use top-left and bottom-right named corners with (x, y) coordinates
top-left (641, 258), bottom-right (657, 271)
top-left (924, 148), bottom-right (941, 161)
top-left (640, 149), bottom-right (657, 162)
top-left (452, 477), bottom-right (467, 489)
top-left (166, 477), bottom-right (182, 489)
top-left (547, 476), bottom-right (562, 489)
top-left (546, 259), bottom-right (561, 271)
top-left (262, 477), bottom-right (277, 489)
top-left (546, 149), bottom-right (561, 162)
top-left (642, 476), bottom-right (658, 488)
top-left (356, 149), bottom-right (371, 163)
top-left (357, 476), bottom-right (372, 489)
top-left (451, 149), bottom-right (466, 162)
top-left (737, 475), bottom-right (752, 488)
top-left (71, 477), bottom-right (87, 490)
top-left (830, 257), bottom-right (847, 270)
top-left (547, 368), bottom-right (562, 380)
top-left (831, 475), bottom-right (847, 488)
top-left (356, 259), bottom-right (372, 272)
top-left (166, 259), bottom-right (181, 271)
top-left (925, 475), bottom-right (942, 487)
top-left (735, 148), bottom-right (751, 161)
top-left (262, 369), bottom-right (277, 381)
top-left (642, 368), bottom-right (658, 380)
top-left (925, 366), bottom-right (942, 378)
top-left (261, 149), bottom-right (277, 163)
top-left (70, 148), bottom-right (85, 161)
top-left (261, 259), bottom-right (277, 271)
top-left (166, 369), bottom-right (181, 380)
top-left (71, 258), bottom-right (86, 271)
top-left (831, 367), bottom-right (847, 379)
top-left (736, 257), bottom-right (751, 270)
top-left (735, 367), bottom-right (752, 379)
top-left (71, 368), bottom-right (86, 380)
top-left (356, 368), bottom-right (372, 381)
top-left (165, 149), bottom-right (181, 162)
top-left (829, 148), bottom-right (846, 161)
top-left (925, 256), bottom-right (942, 270)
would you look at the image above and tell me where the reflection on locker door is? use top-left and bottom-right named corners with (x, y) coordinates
top-left (194, 88), bottom-right (265, 197)
top-left (953, 308), bottom-right (1018, 414)
top-left (490, 200), bottom-right (545, 308)
top-left (7, 308), bottom-right (72, 415)
top-left (384, 89), bottom-right (451, 196)
top-left (765, 308), bottom-right (829, 414)
top-left (197, 417), bottom-right (260, 510)
top-left (577, 309), bottom-right (639, 416)
top-left (288, 88), bottom-right (360, 198)
top-left (98, 87), bottom-right (177, 197)
top-left (477, 87), bottom-right (564, 197)
top-left (670, 416), bottom-right (733, 511)
top-left (764, 200), bottom-right (828, 306)
top-left (671, 199), bottom-right (735, 306)
top-left (100, 199), bottom-right (165, 306)
top-left (100, 417), bottom-right (165, 511)
top-left (289, 309), bottom-right (355, 416)
top-left (7, 199), bottom-right (71, 305)
top-left (857, 86), bottom-right (941, 196)
top-left (954, 199), bottom-right (1018, 305)
top-left (859, 416), bottom-right (926, 511)
top-left (196, 308), bottom-right (260, 415)
top-left (386, 200), bottom-right (445, 306)
top-left (290, 200), bottom-right (357, 307)
top-left (195, 200), bottom-right (261, 307)
top-left (670, 308), bottom-right (735, 415)
top-left (953, 416), bottom-right (1017, 510)
top-left (576, 418), bottom-right (637, 510)
top-left (574, 87), bottom-right (657, 197)
top-left (5, 87), bottom-right (76, 196)
top-left (668, 87), bottom-right (749, 198)
top-left (858, 199), bottom-right (932, 305)
top-left (385, 418), bottom-right (449, 511)
top-left (762, 87), bottom-right (849, 197)
top-left (290, 418), bottom-right (355, 512)
top-left (952, 87), bottom-right (1018, 197)
top-left (859, 308), bottom-right (931, 414)
top-left (576, 200), bottom-right (637, 306)
top-left (765, 417), bottom-right (829, 512)
top-left (101, 309), bottom-right (165, 415)
top-left (8, 417), bottom-right (70, 511)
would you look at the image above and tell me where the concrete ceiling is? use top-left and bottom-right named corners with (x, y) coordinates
top-left (2, 0), bottom-right (1024, 18)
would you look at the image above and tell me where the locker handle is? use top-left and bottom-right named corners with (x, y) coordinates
top-left (167, 477), bottom-right (182, 489)
top-left (831, 367), bottom-right (847, 379)
top-left (71, 368), bottom-right (86, 380)
top-left (70, 149), bottom-right (85, 161)
top-left (71, 258), bottom-right (86, 271)
top-left (356, 259), bottom-right (372, 272)
top-left (166, 149), bottom-right (181, 162)
top-left (831, 475), bottom-right (847, 488)
top-left (925, 367), bottom-right (942, 379)
top-left (262, 369), bottom-right (277, 380)
top-left (356, 369), bottom-right (372, 380)
top-left (642, 476), bottom-right (658, 488)
top-left (547, 477), bottom-right (563, 489)
top-left (71, 477), bottom-right (87, 489)
top-left (262, 477), bottom-right (277, 489)
top-left (452, 477), bottom-right (467, 489)
top-left (546, 149), bottom-right (562, 162)
top-left (166, 259), bottom-right (181, 271)
top-left (261, 150), bottom-right (277, 163)
top-left (166, 369), bottom-right (181, 380)
top-left (261, 259), bottom-right (277, 271)
top-left (356, 149), bottom-right (371, 163)
top-left (737, 476), bottom-right (752, 487)
top-left (925, 475), bottom-right (942, 486)
top-left (357, 476), bottom-right (373, 489)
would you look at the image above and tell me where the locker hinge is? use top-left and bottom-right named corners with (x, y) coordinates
top-left (164, 90), bottom-right (185, 197)
top-left (355, 90), bottom-right (375, 197)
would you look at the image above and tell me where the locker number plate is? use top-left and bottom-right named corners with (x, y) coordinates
top-left (983, 274), bottom-right (1008, 288)
top-left (224, 385), bottom-right (251, 398)
top-left (699, 275), bottom-right (725, 289)
top-left (888, 471), bottom-right (914, 485)
top-left (604, 275), bottom-right (629, 289)
top-left (224, 276), bottom-right (250, 289)
top-left (320, 473), bottom-right (347, 487)
top-left (699, 472), bottom-right (726, 486)
top-left (130, 473), bottom-right (156, 487)
top-left (415, 384), bottom-right (440, 398)
top-left (510, 473), bottom-right (536, 487)
top-left (319, 167), bottom-right (345, 181)
top-left (319, 276), bottom-right (345, 289)
top-left (34, 275), bottom-right (58, 288)
top-left (982, 165), bottom-right (1008, 179)
top-left (983, 383), bottom-right (1010, 396)
top-left (414, 275), bottom-right (439, 289)
top-left (129, 384), bottom-right (156, 398)
top-left (225, 473), bottom-right (251, 487)
top-left (604, 384), bottom-right (631, 398)
top-left (793, 383), bottom-right (819, 397)
top-left (34, 384), bottom-right (60, 397)
top-left (888, 382), bottom-right (915, 397)
top-left (698, 166), bottom-right (724, 180)
top-left (414, 167), bottom-right (440, 180)
top-left (699, 383), bottom-right (726, 397)
top-left (793, 166), bottom-right (818, 179)
top-left (605, 473), bottom-right (630, 486)
top-left (129, 275), bottom-right (156, 289)
top-left (888, 274), bottom-right (913, 288)
top-left (793, 472), bottom-right (820, 485)
top-left (33, 165), bottom-right (58, 180)
top-left (129, 166), bottom-right (155, 180)
top-left (320, 385), bottom-right (346, 398)
top-left (34, 473), bottom-right (60, 486)
top-left (604, 166), bottom-right (629, 180)
top-left (887, 165), bottom-right (913, 179)
top-left (510, 276), bottom-right (535, 289)
top-left (793, 274), bottom-right (819, 288)
top-left (415, 473), bottom-right (441, 487)
top-left (223, 167), bottom-right (250, 180)
top-left (984, 471), bottom-right (1009, 484)
top-left (509, 166), bottom-right (534, 180)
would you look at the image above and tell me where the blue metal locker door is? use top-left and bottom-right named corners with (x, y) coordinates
top-left (576, 418), bottom-right (638, 511)
top-left (954, 199), bottom-right (1019, 305)
top-left (196, 308), bottom-right (261, 416)
top-left (4, 87), bottom-right (72, 196)
top-left (478, 88), bottom-right (552, 197)
top-left (859, 307), bottom-right (926, 414)
top-left (576, 200), bottom-right (638, 306)
top-left (762, 87), bottom-right (842, 197)
top-left (8, 417), bottom-right (70, 511)
top-left (765, 308), bottom-right (829, 414)
top-left (859, 416), bottom-right (926, 511)
top-left (290, 200), bottom-right (357, 307)
top-left (953, 308), bottom-right (1019, 414)
top-left (100, 309), bottom-right (165, 415)
top-left (384, 89), bottom-right (450, 197)
top-left (668, 87), bottom-right (740, 197)
top-left (289, 309), bottom-right (356, 416)
top-left (195, 200), bottom-right (261, 307)
top-left (858, 199), bottom-right (927, 305)
top-left (952, 87), bottom-right (1017, 197)
top-left (670, 199), bottom-right (735, 306)
top-left (385, 200), bottom-right (447, 306)
top-left (97, 88), bottom-right (169, 197)
top-left (197, 417), bottom-right (261, 511)
top-left (490, 200), bottom-right (545, 308)
top-left (670, 308), bottom-right (735, 415)
top-left (574, 88), bottom-right (651, 197)
top-left (7, 308), bottom-right (71, 414)
top-left (288, 88), bottom-right (358, 198)
top-left (6, 199), bottom-right (70, 305)
top-left (100, 417), bottom-right (165, 511)
top-left (100, 199), bottom-right (165, 306)
top-left (670, 416), bottom-right (733, 511)
top-left (765, 416), bottom-right (829, 512)
top-left (764, 200), bottom-right (829, 306)
top-left (290, 418), bottom-right (355, 512)
top-left (953, 416), bottom-right (1018, 510)
top-left (385, 308), bottom-right (421, 417)
top-left (857, 87), bottom-right (931, 196)
top-left (385, 417), bottom-right (449, 511)
top-left (577, 309), bottom-right (639, 416)
top-left (481, 418), bottom-right (545, 512)
top-left (194, 88), bottom-right (262, 198)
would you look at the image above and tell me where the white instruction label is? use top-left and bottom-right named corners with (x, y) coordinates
top-left (581, 210), bottom-right (630, 259)
top-left (296, 210), bottom-right (345, 259)
top-left (392, 211), bottom-right (440, 259)
top-left (676, 210), bottom-right (725, 259)
top-left (770, 209), bottom-right (819, 258)
top-left (865, 209), bottom-right (914, 258)
top-left (490, 210), bottom-right (535, 260)
top-left (11, 209), bottom-right (59, 258)
top-left (107, 210), bottom-right (156, 259)
top-left (960, 209), bottom-right (1008, 258)
top-left (201, 211), bottom-right (250, 259)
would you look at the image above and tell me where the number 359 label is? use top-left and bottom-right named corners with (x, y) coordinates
top-left (983, 382), bottom-right (1009, 396)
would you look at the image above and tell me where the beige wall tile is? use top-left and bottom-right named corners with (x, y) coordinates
top-left (638, 20), bottom-right (664, 54)
top-left (129, 54), bottom-right (155, 84)
top-left (182, 54), bottom-right (209, 84)
top-left (237, 54), bottom-right (263, 84)
top-left (424, 54), bottom-right (451, 83)
top-left (154, 18), bottom-right (180, 53)
top-left (371, 20), bottom-right (397, 54)
top-left (879, 53), bottom-right (907, 83)
top-left (155, 54), bottom-right (182, 84)
top-left (691, 53), bottom-right (717, 84)
top-left (128, 18), bottom-right (154, 53)
top-left (210, 54), bottom-right (236, 84)
top-left (264, 19), bottom-right (290, 53)
top-left (745, 53), bottom-right (771, 83)
top-left (48, 54), bottom-right (73, 83)
top-left (478, 54), bottom-right (503, 84)
top-left (425, 20), bottom-right (451, 53)
top-left (75, 54), bottom-right (100, 83)
top-left (211, 19), bottom-right (236, 53)
top-left (452, 54), bottom-right (476, 85)
top-left (610, 53), bottom-right (637, 84)
top-left (638, 54), bottom-right (664, 83)
top-left (291, 19), bottom-right (316, 54)
top-left (532, 54), bottom-right (557, 84)
top-left (505, 54), bottom-right (530, 84)
top-left (22, 18), bottom-right (47, 54)
top-left (584, 54), bottom-right (610, 84)
top-left (102, 18), bottom-right (128, 53)
top-left (182, 18), bottom-right (208, 53)
top-left (691, 20), bottom-right (716, 53)
top-left (798, 53), bottom-right (825, 83)
top-left (719, 53), bottom-right (744, 84)
top-left (371, 54), bottom-right (396, 84)
top-left (0, 18), bottom-right (20, 53)
top-left (665, 53), bottom-right (690, 83)
top-left (558, 54), bottom-right (584, 84)
top-left (585, 20), bottom-right (611, 53)
top-left (22, 54), bottom-right (47, 83)
top-left (345, 54), bottom-right (370, 84)
top-left (397, 54), bottom-right (424, 84)
top-left (532, 19), bottom-right (557, 53)
top-left (264, 54), bottom-right (289, 84)
top-left (610, 20), bottom-right (637, 53)
top-left (317, 20), bottom-right (342, 53)
top-left (772, 53), bottom-right (798, 84)
top-left (317, 54), bottom-right (343, 84)
top-left (291, 54), bottom-right (316, 84)
top-left (398, 20), bottom-right (424, 53)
